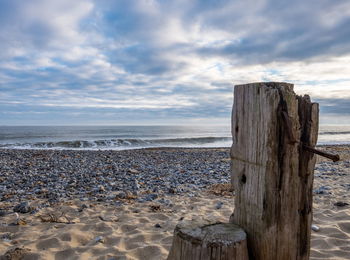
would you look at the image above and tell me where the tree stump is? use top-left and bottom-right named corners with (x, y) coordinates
top-left (230, 82), bottom-right (319, 260)
top-left (167, 220), bottom-right (249, 260)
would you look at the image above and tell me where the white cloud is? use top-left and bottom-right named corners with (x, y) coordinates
top-left (1, 0), bottom-right (350, 124)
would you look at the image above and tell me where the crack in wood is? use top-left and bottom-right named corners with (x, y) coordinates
top-left (277, 87), bottom-right (289, 191)
top-left (230, 156), bottom-right (264, 167)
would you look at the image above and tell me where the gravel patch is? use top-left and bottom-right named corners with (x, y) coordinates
top-left (0, 148), bottom-right (230, 206)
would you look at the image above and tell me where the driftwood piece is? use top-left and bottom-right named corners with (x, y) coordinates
top-left (167, 220), bottom-right (249, 260)
top-left (230, 82), bottom-right (319, 260)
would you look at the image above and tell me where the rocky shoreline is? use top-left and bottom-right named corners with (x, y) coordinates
top-left (0, 146), bottom-right (349, 210)
top-left (0, 148), bottom-right (231, 209)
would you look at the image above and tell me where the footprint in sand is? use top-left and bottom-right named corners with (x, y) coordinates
top-left (55, 248), bottom-right (78, 260)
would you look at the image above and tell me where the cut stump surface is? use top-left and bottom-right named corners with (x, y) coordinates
top-left (167, 220), bottom-right (248, 260)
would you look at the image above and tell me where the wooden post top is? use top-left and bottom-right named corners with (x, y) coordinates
top-left (234, 82), bottom-right (294, 91)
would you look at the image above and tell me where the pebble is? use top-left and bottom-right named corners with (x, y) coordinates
top-left (334, 201), bottom-right (349, 207)
top-left (157, 198), bottom-right (173, 207)
top-left (311, 224), bottom-right (320, 232)
top-left (129, 168), bottom-right (140, 174)
top-left (114, 201), bottom-right (123, 206)
top-left (154, 223), bottom-right (161, 228)
top-left (1, 233), bottom-right (13, 241)
top-left (14, 213), bottom-right (19, 222)
top-left (144, 193), bottom-right (158, 201)
top-left (0, 149), bottom-right (231, 205)
top-left (314, 186), bottom-right (331, 195)
top-left (134, 179), bottom-right (140, 188)
top-left (78, 204), bottom-right (88, 212)
top-left (0, 148), bottom-right (345, 208)
top-left (13, 202), bottom-right (31, 214)
top-left (167, 187), bottom-right (176, 194)
top-left (94, 236), bottom-right (105, 243)
top-left (13, 213), bottom-right (26, 225)
top-left (116, 191), bottom-right (127, 199)
top-left (215, 201), bottom-right (223, 209)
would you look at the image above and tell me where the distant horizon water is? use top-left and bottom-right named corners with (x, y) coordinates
top-left (0, 125), bottom-right (349, 150)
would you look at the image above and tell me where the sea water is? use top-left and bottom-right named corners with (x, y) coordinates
top-left (0, 125), bottom-right (349, 150)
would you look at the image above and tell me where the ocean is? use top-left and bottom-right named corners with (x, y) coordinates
top-left (0, 125), bottom-right (349, 150)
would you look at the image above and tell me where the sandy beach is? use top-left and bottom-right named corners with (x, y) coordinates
top-left (0, 146), bottom-right (349, 260)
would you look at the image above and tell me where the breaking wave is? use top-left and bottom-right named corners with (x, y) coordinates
top-left (319, 131), bottom-right (350, 135)
top-left (0, 136), bottom-right (232, 150)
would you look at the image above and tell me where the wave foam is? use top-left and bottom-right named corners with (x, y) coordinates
top-left (0, 137), bottom-right (232, 150)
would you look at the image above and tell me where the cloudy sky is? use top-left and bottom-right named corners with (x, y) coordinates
top-left (1, 0), bottom-right (350, 125)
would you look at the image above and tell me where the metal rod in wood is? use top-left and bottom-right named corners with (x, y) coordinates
top-left (302, 144), bottom-right (340, 162)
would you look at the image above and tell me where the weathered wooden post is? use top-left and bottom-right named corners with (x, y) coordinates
top-left (230, 82), bottom-right (319, 259)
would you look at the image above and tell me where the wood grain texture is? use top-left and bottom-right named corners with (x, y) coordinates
top-left (167, 220), bottom-right (249, 260)
top-left (230, 82), bottom-right (319, 260)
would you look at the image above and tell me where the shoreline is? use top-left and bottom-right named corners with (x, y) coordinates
top-left (1, 142), bottom-right (350, 152)
top-left (0, 146), bottom-right (349, 259)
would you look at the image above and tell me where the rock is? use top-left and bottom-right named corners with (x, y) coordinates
top-left (0, 210), bottom-right (7, 217)
top-left (144, 193), bottom-right (158, 201)
top-left (150, 205), bottom-right (161, 212)
top-left (129, 168), bottom-right (140, 174)
top-left (106, 194), bottom-right (116, 200)
top-left (2, 247), bottom-right (31, 259)
top-left (133, 180), bottom-right (140, 191)
top-left (13, 202), bottom-right (31, 213)
top-left (78, 208), bottom-right (85, 213)
top-left (116, 191), bottom-right (127, 199)
top-left (168, 187), bottom-right (176, 194)
top-left (1, 233), bottom-right (13, 241)
top-left (334, 201), bottom-right (349, 207)
top-left (136, 198), bottom-right (145, 203)
top-left (114, 201), bottom-right (123, 206)
top-left (314, 186), bottom-right (331, 195)
top-left (14, 212), bottom-right (19, 221)
top-left (154, 223), bottom-right (162, 228)
top-left (16, 218), bottom-right (27, 226)
top-left (94, 236), bottom-right (105, 243)
top-left (215, 201), bottom-right (223, 209)
top-left (311, 224), bottom-right (320, 232)
top-left (98, 185), bottom-right (105, 192)
top-left (157, 198), bottom-right (173, 207)
top-left (13, 212), bottom-right (26, 225)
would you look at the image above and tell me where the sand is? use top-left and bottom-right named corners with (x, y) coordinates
top-left (0, 146), bottom-right (349, 260)
top-left (0, 192), bottom-right (234, 260)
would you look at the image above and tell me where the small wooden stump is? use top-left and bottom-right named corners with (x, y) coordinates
top-left (167, 220), bottom-right (249, 260)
